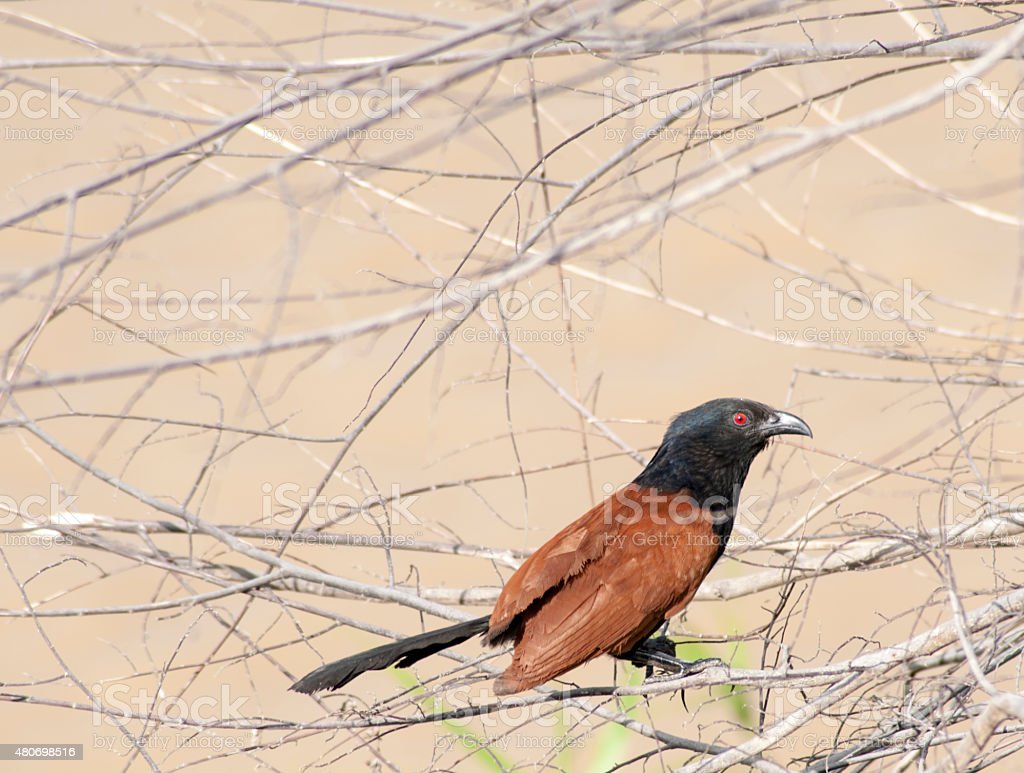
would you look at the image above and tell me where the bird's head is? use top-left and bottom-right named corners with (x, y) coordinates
top-left (634, 398), bottom-right (812, 506)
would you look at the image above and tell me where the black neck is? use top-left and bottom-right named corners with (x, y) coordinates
top-left (633, 437), bottom-right (761, 560)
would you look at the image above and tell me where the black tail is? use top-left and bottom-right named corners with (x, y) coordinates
top-left (290, 615), bottom-right (491, 694)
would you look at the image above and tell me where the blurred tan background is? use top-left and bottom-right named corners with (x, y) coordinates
top-left (1, 1), bottom-right (1023, 770)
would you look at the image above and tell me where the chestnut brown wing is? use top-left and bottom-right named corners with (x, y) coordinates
top-left (488, 485), bottom-right (723, 694)
top-left (485, 490), bottom-right (615, 644)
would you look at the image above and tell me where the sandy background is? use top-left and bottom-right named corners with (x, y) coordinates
top-left (0, 1), bottom-right (1022, 770)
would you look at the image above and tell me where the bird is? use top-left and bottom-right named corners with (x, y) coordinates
top-left (290, 397), bottom-right (812, 696)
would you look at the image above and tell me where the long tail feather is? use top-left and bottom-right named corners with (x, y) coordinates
top-left (290, 615), bottom-right (490, 694)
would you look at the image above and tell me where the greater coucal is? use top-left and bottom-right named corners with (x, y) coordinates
top-left (291, 397), bottom-right (811, 696)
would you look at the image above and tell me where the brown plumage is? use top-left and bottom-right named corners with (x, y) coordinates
top-left (487, 483), bottom-right (722, 694)
top-left (290, 398), bottom-right (812, 697)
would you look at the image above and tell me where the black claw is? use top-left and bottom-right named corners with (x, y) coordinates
top-left (626, 637), bottom-right (725, 676)
top-left (677, 657), bottom-right (725, 676)
top-left (629, 635), bottom-right (679, 677)
top-left (618, 638), bottom-right (725, 704)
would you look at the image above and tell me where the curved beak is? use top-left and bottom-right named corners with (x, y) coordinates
top-left (763, 410), bottom-right (812, 439)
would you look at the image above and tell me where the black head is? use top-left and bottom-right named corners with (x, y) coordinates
top-left (633, 398), bottom-right (811, 507)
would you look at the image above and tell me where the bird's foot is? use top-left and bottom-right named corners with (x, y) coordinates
top-left (628, 635), bottom-right (678, 676)
top-left (625, 637), bottom-right (725, 679)
top-left (637, 654), bottom-right (724, 709)
top-left (619, 638), bottom-right (726, 706)
top-left (637, 656), bottom-right (725, 683)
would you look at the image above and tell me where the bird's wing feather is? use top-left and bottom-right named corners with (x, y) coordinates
top-left (492, 487), bottom-right (723, 694)
top-left (485, 487), bottom-right (627, 643)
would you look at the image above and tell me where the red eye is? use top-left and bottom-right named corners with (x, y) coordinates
top-left (733, 412), bottom-right (748, 426)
